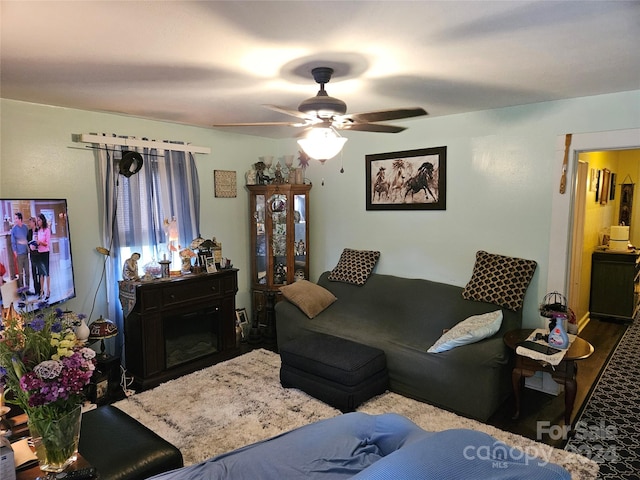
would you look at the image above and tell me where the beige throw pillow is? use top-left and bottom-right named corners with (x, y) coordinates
top-left (280, 280), bottom-right (337, 319)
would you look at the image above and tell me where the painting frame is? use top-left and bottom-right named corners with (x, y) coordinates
top-left (214, 170), bottom-right (237, 198)
top-left (205, 256), bottom-right (217, 273)
top-left (365, 146), bottom-right (446, 211)
top-left (235, 308), bottom-right (250, 339)
top-left (600, 168), bottom-right (611, 205)
top-left (619, 183), bottom-right (634, 228)
top-left (609, 172), bottom-right (616, 201)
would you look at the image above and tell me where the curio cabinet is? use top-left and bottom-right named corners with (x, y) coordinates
top-left (247, 184), bottom-right (311, 342)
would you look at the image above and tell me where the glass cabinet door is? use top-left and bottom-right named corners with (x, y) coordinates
top-left (254, 194), bottom-right (266, 285)
top-left (293, 194), bottom-right (308, 281)
top-left (248, 184), bottom-right (311, 289)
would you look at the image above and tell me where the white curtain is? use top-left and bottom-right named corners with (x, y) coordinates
top-left (96, 134), bottom-right (200, 359)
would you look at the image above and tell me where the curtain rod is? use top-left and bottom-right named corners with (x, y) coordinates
top-left (77, 133), bottom-right (211, 154)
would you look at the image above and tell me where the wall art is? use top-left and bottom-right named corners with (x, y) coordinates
top-left (214, 170), bottom-right (237, 198)
top-left (600, 168), bottom-right (611, 205)
top-left (365, 146), bottom-right (447, 210)
top-left (620, 182), bottom-right (634, 227)
top-left (610, 172), bottom-right (616, 201)
top-left (235, 308), bottom-right (250, 339)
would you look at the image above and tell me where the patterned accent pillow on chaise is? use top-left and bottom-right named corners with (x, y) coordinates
top-left (462, 250), bottom-right (537, 311)
top-left (328, 248), bottom-right (381, 286)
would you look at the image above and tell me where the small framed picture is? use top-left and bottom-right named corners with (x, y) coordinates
top-left (96, 379), bottom-right (108, 402)
top-left (206, 256), bottom-right (217, 273)
top-left (214, 170), bottom-right (237, 198)
top-left (235, 308), bottom-right (250, 339)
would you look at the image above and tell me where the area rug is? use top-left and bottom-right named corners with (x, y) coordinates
top-left (114, 348), bottom-right (597, 479)
top-left (565, 318), bottom-right (640, 479)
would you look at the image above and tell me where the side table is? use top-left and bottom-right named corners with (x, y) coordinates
top-left (504, 329), bottom-right (594, 427)
top-left (90, 355), bottom-right (122, 405)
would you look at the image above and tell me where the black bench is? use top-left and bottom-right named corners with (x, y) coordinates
top-left (279, 332), bottom-right (389, 412)
top-left (79, 405), bottom-right (183, 480)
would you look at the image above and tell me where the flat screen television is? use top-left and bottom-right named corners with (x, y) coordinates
top-left (0, 199), bottom-right (76, 310)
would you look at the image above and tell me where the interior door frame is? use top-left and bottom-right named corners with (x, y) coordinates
top-left (547, 128), bottom-right (640, 303)
top-left (568, 161), bottom-right (588, 324)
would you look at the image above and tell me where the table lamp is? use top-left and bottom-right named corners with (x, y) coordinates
top-left (88, 315), bottom-right (118, 360)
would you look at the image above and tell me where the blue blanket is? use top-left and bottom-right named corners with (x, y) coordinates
top-left (150, 413), bottom-right (569, 480)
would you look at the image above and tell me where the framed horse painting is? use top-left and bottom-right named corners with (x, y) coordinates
top-left (366, 146), bottom-right (447, 210)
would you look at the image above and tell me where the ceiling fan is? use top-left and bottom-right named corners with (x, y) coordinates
top-left (213, 67), bottom-right (428, 134)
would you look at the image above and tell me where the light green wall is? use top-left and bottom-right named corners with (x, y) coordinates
top-left (0, 100), bottom-right (278, 318)
top-left (2, 91), bottom-right (640, 328)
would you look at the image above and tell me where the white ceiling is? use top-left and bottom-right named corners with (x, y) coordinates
top-left (2, 1), bottom-right (639, 139)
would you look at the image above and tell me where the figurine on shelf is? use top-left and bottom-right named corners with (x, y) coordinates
top-left (123, 252), bottom-right (141, 281)
top-left (245, 167), bottom-right (257, 185)
top-left (274, 263), bottom-right (286, 284)
top-left (180, 247), bottom-right (196, 274)
top-left (255, 161), bottom-right (270, 185)
top-left (296, 239), bottom-right (306, 256)
top-left (273, 163), bottom-right (285, 184)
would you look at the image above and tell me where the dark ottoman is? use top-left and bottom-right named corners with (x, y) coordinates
top-left (79, 405), bottom-right (183, 480)
top-left (280, 332), bottom-right (389, 412)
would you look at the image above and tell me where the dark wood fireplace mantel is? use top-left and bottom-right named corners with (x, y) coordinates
top-left (119, 269), bottom-right (239, 390)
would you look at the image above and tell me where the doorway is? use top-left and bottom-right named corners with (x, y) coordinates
top-left (547, 129), bottom-right (640, 323)
top-left (564, 144), bottom-right (640, 327)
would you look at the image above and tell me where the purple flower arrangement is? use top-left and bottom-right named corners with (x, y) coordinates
top-left (0, 303), bottom-right (96, 414)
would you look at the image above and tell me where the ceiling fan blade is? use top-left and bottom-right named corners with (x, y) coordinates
top-left (263, 104), bottom-right (312, 120)
top-left (338, 122), bottom-right (406, 133)
top-left (345, 107), bottom-right (427, 123)
top-left (212, 121), bottom-right (307, 127)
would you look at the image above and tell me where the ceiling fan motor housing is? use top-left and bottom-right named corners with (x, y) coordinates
top-left (298, 94), bottom-right (347, 117)
top-left (297, 66), bottom-right (348, 117)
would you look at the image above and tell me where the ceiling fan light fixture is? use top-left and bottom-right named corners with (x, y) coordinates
top-left (297, 127), bottom-right (347, 161)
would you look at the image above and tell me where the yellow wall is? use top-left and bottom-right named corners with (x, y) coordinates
top-left (576, 149), bottom-right (640, 321)
top-left (616, 149), bottom-right (640, 242)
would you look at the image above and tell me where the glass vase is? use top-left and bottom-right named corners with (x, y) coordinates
top-left (28, 405), bottom-right (82, 472)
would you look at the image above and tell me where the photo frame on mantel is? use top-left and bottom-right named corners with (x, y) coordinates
top-left (365, 146), bottom-right (447, 211)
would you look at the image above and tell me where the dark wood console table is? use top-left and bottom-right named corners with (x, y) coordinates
top-left (119, 269), bottom-right (239, 390)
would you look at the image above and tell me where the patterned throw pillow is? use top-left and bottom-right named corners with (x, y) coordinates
top-left (328, 248), bottom-right (381, 286)
top-left (427, 310), bottom-right (503, 353)
top-left (462, 251), bottom-right (537, 311)
top-left (280, 280), bottom-right (337, 319)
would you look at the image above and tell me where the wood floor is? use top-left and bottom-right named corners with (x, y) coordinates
top-left (487, 318), bottom-right (628, 448)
